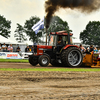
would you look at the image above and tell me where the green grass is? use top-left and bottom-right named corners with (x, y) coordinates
top-left (0, 68), bottom-right (100, 72)
top-left (0, 59), bottom-right (28, 63)
top-left (0, 59), bottom-right (100, 72)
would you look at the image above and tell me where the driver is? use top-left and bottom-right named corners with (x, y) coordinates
top-left (57, 36), bottom-right (63, 45)
top-left (57, 36), bottom-right (64, 52)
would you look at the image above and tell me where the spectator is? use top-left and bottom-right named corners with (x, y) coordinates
top-left (94, 47), bottom-right (98, 53)
top-left (89, 45), bottom-right (94, 52)
top-left (79, 44), bottom-right (85, 53)
top-left (2, 43), bottom-right (7, 52)
top-left (85, 47), bottom-right (90, 53)
top-left (16, 46), bottom-right (21, 52)
top-left (25, 46), bottom-right (29, 52)
top-left (99, 49), bottom-right (100, 53)
top-left (31, 45), bottom-right (34, 53)
top-left (0, 43), bottom-right (2, 52)
top-left (7, 44), bottom-right (13, 52)
top-left (29, 46), bottom-right (31, 52)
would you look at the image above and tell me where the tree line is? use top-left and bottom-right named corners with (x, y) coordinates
top-left (0, 14), bottom-right (100, 46)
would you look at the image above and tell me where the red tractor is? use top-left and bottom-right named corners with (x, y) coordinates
top-left (29, 31), bottom-right (83, 67)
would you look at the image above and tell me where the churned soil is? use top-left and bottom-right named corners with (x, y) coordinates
top-left (0, 63), bottom-right (100, 100)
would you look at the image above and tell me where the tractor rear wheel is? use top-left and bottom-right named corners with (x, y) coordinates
top-left (38, 55), bottom-right (50, 67)
top-left (61, 47), bottom-right (83, 67)
top-left (29, 56), bottom-right (38, 66)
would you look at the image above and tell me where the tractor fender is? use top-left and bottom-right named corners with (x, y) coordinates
top-left (63, 45), bottom-right (79, 50)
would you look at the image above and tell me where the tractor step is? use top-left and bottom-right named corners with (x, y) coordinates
top-left (56, 52), bottom-right (61, 59)
top-left (56, 52), bottom-right (60, 54)
top-left (56, 55), bottom-right (60, 59)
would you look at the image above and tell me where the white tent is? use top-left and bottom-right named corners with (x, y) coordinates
top-left (0, 35), bottom-right (17, 44)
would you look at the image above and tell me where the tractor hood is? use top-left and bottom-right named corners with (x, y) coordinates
top-left (37, 45), bottom-right (52, 49)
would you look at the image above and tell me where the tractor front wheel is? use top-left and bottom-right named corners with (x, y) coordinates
top-left (38, 55), bottom-right (50, 67)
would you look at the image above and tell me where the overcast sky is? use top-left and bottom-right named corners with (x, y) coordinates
top-left (0, 0), bottom-right (100, 44)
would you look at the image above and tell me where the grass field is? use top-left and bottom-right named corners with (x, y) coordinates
top-left (0, 59), bottom-right (100, 72)
top-left (0, 68), bottom-right (100, 72)
top-left (0, 59), bottom-right (28, 63)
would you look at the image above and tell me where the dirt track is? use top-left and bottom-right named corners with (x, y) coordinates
top-left (0, 63), bottom-right (100, 100)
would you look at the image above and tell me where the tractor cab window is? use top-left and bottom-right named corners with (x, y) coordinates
top-left (57, 35), bottom-right (73, 45)
top-left (62, 36), bottom-right (68, 45)
top-left (57, 36), bottom-right (68, 45)
top-left (49, 35), bottom-right (57, 46)
top-left (49, 35), bottom-right (73, 46)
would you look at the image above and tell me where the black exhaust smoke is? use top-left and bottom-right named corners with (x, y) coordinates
top-left (45, 0), bottom-right (100, 29)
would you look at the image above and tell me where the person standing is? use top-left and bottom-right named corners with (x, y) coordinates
top-left (0, 43), bottom-right (2, 52)
top-left (2, 43), bottom-right (7, 52)
top-left (31, 45), bottom-right (34, 53)
top-left (25, 46), bottom-right (29, 52)
top-left (29, 46), bottom-right (32, 52)
top-left (16, 46), bottom-right (21, 52)
top-left (89, 45), bottom-right (94, 53)
top-left (94, 47), bottom-right (98, 53)
top-left (79, 44), bottom-right (85, 53)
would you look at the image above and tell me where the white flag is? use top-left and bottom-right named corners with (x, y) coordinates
top-left (32, 17), bottom-right (44, 34)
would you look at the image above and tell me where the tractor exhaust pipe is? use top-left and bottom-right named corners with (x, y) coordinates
top-left (68, 32), bottom-right (70, 44)
top-left (46, 29), bottom-right (47, 45)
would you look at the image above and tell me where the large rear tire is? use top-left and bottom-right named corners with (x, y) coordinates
top-left (29, 57), bottom-right (38, 66)
top-left (38, 55), bottom-right (50, 67)
top-left (61, 47), bottom-right (83, 67)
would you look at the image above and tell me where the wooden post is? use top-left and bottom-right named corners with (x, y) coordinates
top-left (46, 29), bottom-right (47, 45)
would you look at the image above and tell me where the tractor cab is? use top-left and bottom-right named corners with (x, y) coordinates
top-left (49, 31), bottom-right (73, 46)
top-left (49, 31), bottom-right (73, 53)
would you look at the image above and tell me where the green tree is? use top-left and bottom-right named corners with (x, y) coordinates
top-left (80, 21), bottom-right (100, 46)
top-left (14, 23), bottom-right (27, 43)
top-left (0, 15), bottom-right (11, 38)
top-left (45, 16), bottom-right (72, 43)
top-left (47, 16), bottom-right (72, 34)
top-left (24, 16), bottom-right (43, 43)
top-left (23, 16), bottom-right (72, 44)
